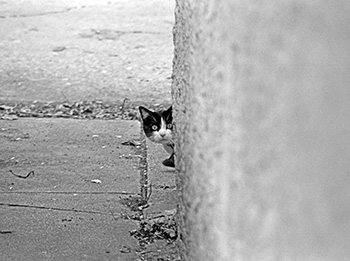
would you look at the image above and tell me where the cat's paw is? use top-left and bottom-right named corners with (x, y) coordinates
top-left (162, 158), bottom-right (175, 168)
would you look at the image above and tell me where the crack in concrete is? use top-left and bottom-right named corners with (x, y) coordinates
top-left (0, 191), bottom-right (138, 216)
top-left (0, 202), bottom-right (113, 216)
top-left (0, 6), bottom-right (82, 19)
top-left (138, 133), bottom-right (149, 202)
top-left (92, 29), bottom-right (163, 35)
top-left (0, 191), bottom-right (135, 195)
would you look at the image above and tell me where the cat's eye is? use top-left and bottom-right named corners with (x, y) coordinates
top-left (151, 125), bottom-right (158, 131)
top-left (167, 123), bottom-right (173, 129)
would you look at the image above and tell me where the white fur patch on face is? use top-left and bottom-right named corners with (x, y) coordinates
top-left (151, 118), bottom-right (173, 143)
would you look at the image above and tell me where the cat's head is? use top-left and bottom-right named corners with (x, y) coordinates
top-left (139, 106), bottom-right (173, 144)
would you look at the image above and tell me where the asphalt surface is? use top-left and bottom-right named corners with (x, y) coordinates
top-left (0, 0), bottom-right (177, 260)
top-left (0, 0), bottom-right (174, 105)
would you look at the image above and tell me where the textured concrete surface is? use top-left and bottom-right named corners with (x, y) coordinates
top-left (0, 0), bottom-right (176, 260)
top-left (0, 118), bottom-right (140, 260)
top-left (142, 137), bottom-right (178, 260)
top-left (173, 0), bottom-right (350, 260)
top-left (145, 138), bottom-right (177, 215)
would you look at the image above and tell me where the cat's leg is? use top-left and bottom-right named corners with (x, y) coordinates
top-left (162, 143), bottom-right (174, 154)
top-left (161, 143), bottom-right (175, 167)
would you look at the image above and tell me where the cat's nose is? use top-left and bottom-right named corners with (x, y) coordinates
top-left (160, 133), bottom-right (166, 137)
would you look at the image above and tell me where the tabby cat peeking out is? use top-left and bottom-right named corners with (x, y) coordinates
top-left (139, 106), bottom-right (175, 168)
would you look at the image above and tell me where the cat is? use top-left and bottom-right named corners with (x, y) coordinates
top-left (139, 106), bottom-right (175, 168)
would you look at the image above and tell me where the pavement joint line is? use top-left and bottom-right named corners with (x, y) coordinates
top-left (0, 202), bottom-right (120, 216)
top-left (0, 191), bottom-right (137, 195)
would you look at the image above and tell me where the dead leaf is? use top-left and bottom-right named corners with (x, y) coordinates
top-left (121, 140), bottom-right (141, 147)
top-left (52, 46), bottom-right (66, 52)
top-left (0, 105), bottom-right (14, 110)
top-left (0, 115), bottom-right (18, 120)
top-left (120, 245), bottom-right (131, 253)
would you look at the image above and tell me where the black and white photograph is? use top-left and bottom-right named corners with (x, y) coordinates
top-left (1, 1), bottom-right (350, 260)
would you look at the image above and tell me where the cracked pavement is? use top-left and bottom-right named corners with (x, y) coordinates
top-left (1, 118), bottom-right (142, 260)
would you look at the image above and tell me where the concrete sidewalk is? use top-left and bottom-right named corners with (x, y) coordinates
top-left (0, 118), bottom-right (141, 260)
top-left (0, 0), bottom-right (178, 259)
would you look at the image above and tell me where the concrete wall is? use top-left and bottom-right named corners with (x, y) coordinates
top-left (172, 1), bottom-right (350, 260)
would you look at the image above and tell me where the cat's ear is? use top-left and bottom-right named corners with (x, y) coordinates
top-left (163, 106), bottom-right (172, 119)
top-left (139, 106), bottom-right (152, 121)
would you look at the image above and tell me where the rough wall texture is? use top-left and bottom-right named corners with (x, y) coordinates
top-left (172, 1), bottom-right (350, 260)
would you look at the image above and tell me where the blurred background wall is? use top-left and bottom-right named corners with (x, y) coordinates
top-left (172, 0), bottom-right (350, 260)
